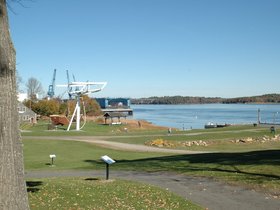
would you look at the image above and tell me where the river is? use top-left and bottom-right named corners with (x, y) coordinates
top-left (131, 104), bottom-right (280, 129)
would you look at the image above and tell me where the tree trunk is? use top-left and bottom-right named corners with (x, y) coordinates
top-left (0, 0), bottom-right (30, 209)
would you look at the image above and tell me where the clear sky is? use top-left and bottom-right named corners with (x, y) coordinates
top-left (8, 0), bottom-right (280, 98)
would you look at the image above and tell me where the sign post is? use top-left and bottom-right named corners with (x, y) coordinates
top-left (101, 155), bottom-right (116, 180)
top-left (106, 163), bottom-right (109, 180)
top-left (49, 154), bottom-right (56, 166)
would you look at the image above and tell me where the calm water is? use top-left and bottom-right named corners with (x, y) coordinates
top-left (131, 104), bottom-right (280, 129)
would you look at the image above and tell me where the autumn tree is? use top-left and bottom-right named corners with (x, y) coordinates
top-left (81, 95), bottom-right (102, 116)
top-left (0, 0), bottom-right (30, 209)
top-left (32, 99), bottom-right (60, 116)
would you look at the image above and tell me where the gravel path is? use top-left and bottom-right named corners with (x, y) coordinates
top-left (25, 170), bottom-right (280, 210)
top-left (24, 136), bottom-right (208, 154)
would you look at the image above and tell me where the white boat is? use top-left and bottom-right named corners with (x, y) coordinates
top-left (204, 122), bottom-right (217, 129)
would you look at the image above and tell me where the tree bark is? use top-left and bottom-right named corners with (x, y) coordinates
top-left (0, 0), bottom-right (29, 209)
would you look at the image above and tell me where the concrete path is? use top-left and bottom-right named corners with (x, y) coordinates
top-left (25, 170), bottom-right (280, 210)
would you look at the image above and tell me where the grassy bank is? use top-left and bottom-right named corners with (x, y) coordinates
top-left (22, 120), bottom-right (280, 153)
top-left (20, 120), bottom-right (169, 137)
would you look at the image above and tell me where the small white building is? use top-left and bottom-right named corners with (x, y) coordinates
top-left (18, 102), bottom-right (37, 124)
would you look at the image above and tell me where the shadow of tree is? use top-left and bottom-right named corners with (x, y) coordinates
top-left (84, 149), bottom-right (280, 180)
top-left (26, 181), bottom-right (43, 193)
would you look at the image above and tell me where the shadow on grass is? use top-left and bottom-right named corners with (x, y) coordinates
top-left (85, 177), bottom-right (101, 181)
top-left (26, 181), bottom-right (43, 193)
top-left (85, 149), bottom-right (280, 180)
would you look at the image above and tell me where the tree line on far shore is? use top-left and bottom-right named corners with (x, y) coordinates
top-left (131, 94), bottom-right (280, 104)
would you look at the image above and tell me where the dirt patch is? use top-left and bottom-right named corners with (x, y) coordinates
top-left (121, 119), bottom-right (169, 130)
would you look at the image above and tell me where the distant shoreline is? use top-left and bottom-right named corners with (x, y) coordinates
top-left (132, 102), bottom-right (280, 105)
top-left (131, 94), bottom-right (280, 105)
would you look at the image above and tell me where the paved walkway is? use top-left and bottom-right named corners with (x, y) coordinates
top-left (26, 170), bottom-right (280, 210)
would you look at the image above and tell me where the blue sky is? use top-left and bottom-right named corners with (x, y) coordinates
top-left (8, 0), bottom-right (280, 98)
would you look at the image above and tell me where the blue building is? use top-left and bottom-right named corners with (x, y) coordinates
top-left (96, 98), bottom-right (131, 109)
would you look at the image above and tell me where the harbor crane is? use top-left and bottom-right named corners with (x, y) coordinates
top-left (66, 70), bottom-right (73, 99)
top-left (47, 69), bottom-right (56, 99)
top-left (66, 70), bottom-right (80, 99)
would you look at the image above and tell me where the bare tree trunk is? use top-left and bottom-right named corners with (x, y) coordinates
top-left (0, 0), bottom-right (29, 209)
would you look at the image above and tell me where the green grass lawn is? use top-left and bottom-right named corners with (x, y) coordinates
top-left (22, 121), bottom-right (280, 153)
top-left (23, 139), bottom-right (169, 170)
top-left (23, 139), bottom-right (280, 196)
top-left (27, 178), bottom-right (202, 210)
top-left (101, 125), bottom-right (279, 152)
top-left (21, 120), bottom-right (168, 137)
top-left (22, 120), bottom-right (269, 137)
top-left (22, 114), bottom-right (280, 209)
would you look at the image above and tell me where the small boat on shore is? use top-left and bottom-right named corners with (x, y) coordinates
top-left (205, 122), bottom-right (231, 129)
top-left (204, 122), bottom-right (217, 129)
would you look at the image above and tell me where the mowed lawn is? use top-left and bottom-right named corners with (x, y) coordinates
top-left (23, 137), bottom-right (280, 197)
top-left (22, 122), bottom-right (280, 209)
top-left (24, 139), bottom-right (203, 209)
top-left (27, 178), bottom-right (202, 210)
